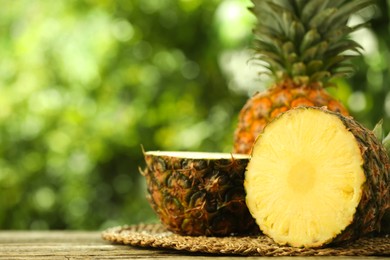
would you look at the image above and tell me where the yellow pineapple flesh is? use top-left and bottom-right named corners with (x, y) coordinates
top-left (245, 107), bottom-right (390, 247)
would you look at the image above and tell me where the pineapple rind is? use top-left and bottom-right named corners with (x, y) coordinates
top-left (336, 113), bottom-right (390, 241)
top-left (245, 107), bottom-right (390, 247)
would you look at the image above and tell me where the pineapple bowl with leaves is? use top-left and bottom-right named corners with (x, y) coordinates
top-left (140, 151), bottom-right (260, 236)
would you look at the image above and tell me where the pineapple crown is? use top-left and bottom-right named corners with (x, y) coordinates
top-left (250, 0), bottom-right (376, 87)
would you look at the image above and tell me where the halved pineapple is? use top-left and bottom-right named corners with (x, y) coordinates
top-left (245, 107), bottom-right (390, 247)
top-left (141, 151), bottom-right (259, 236)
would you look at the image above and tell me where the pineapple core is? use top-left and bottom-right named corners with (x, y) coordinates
top-left (245, 108), bottom-right (365, 247)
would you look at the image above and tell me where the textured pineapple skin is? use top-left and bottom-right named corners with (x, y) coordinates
top-left (234, 82), bottom-right (349, 154)
top-left (332, 111), bottom-right (390, 244)
top-left (141, 153), bottom-right (259, 236)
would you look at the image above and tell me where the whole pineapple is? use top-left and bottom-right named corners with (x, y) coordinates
top-left (141, 151), bottom-right (259, 236)
top-left (245, 107), bottom-right (390, 248)
top-left (234, 0), bottom-right (373, 154)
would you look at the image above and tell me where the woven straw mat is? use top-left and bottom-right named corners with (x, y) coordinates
top-left (101, 223), bottom-right (390, 256)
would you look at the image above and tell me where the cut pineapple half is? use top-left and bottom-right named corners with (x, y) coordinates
top-left (141, 151), bottom-right (260, 236)
top-left (245, 107), bottom-right (366, 247)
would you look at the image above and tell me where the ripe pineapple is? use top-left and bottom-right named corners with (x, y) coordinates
top-left (234, 0), bottom-right (373, 154)
top-left (245, 107), bottom-right (390, 248)
top-left (140, 151), bottom-right (259, 236)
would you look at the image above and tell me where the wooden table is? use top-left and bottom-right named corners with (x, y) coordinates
top-left (0, 230), bottom-right (388, 259)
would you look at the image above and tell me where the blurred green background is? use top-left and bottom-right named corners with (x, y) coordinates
top-left (0, 0), bottom-right (389, 230)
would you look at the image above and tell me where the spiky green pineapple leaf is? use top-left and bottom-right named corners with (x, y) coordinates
top-left (326, 40), bottom-right (363, 57)
top-left (255, 24), bottom-right (281, 40)
top-left (372, 120), bottom-right (390, 156)
top-left (323, 0), bottom-right (376, 30)
top-left (301, 0), bottom-right (331, 24)
top-left (302, 41), bottom-right (329, 62)
top-left (265, 1), bottom-right (294, 15)
top-left (373, 119), bottom-right (384, 140)
top-left (290, 0), bottom-right (306, 15)
top-left (311, 71), bottom-right (331, 82)
top-left (324, 55), bottom-right (356, 71)
top-left (324, 23), bottom-right (367, 45)
top-left (292, 62), bottom-right (306, 77)
top-left (307, 60), bottom-right (324, 75)
top-left (300, 29), bottom-right (321, 54)
top-left (309, 7), bottom-right (337, 29)
top-left (290, 21), bottom-right (305, 46)
top-left (331, 63), bottom-right (357, 78)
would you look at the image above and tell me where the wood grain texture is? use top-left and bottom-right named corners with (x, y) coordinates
top-left (0, 231), bottom-right (388, 260)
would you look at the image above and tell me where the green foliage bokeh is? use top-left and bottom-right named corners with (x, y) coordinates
top-left (0, 0), bottom-right (389, 230)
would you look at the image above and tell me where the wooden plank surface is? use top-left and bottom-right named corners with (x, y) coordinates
top-left (0, 231), bottom-right (387, 260)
